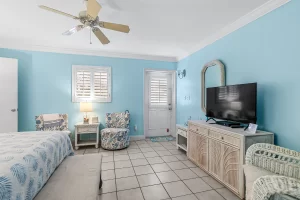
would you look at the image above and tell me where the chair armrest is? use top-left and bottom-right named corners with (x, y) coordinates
top-left (245, 143), bottom-right (300, 179)
top-left (252, 175), bottom-right (300, 200)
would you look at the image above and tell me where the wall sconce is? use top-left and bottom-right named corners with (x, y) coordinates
top-left (178, 69), bottom-right (186, 79)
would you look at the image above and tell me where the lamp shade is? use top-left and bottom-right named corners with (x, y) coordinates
top-left (80, 102), bottom-right (93, 112)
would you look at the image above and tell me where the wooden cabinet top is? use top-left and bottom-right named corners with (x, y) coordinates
top-left (176, 124), bottom-right (188, 131)
top-left (188, 120), bottom-right (273, 138)
top-left (75, 122), bottom-right (100, 128)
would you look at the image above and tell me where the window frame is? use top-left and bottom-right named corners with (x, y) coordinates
top-left (72, 65), bottom-right (111, 103)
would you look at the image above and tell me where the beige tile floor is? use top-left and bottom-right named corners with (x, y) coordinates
top-left (75, 139), bottom-right (241, 200)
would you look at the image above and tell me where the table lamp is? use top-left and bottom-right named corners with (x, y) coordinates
top-left (80, 102), bottom-right (92, 124)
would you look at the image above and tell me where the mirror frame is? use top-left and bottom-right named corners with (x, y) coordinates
top-left (201, 60), bottom-right (226, 113)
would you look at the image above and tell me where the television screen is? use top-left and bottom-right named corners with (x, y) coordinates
top-left (206, 83), bottom-right (257, 124)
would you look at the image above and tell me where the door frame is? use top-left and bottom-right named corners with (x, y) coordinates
top-left (143, 69), bottom-right (177, 138)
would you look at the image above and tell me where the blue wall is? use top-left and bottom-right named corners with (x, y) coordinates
top-left (1, 1), bottom-right (299, 150)
top-left (177, 0), bottom-right (300, 151)
top-left (0, 48), bottom-right (176, 137)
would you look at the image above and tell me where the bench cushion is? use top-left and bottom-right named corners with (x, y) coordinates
top-left (34, 154), bottom-right (102, 200)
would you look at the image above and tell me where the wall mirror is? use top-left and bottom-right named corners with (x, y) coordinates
top-left (201, 60), bottom-right (226, 113)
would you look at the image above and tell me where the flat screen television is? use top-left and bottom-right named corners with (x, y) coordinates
top-left (206, 83), bottom-right (257, 124)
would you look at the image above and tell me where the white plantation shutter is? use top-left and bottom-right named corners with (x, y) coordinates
top-left (72, 66), bottom-right (111, 102)
top-left (94, 72), bottom-right (109, 99)
top-left (76, 71), bottom-right (91, 98)
top-left (150, 77), bottom-right (168, 106)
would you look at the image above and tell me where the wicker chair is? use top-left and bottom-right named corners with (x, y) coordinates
top-left (244, 143), bottom-right (300, 200)
top-left (100, 111), bottom-right (130, 150)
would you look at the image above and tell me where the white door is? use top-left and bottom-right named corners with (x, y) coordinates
top-left (144, 71), bottom-right (175, 137)
top-left (0, 58), bottom-right (18, 133)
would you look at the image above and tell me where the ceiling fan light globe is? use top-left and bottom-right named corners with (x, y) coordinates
top-left (79, 11), bottom-right (87, 18)
top-left (62, 25), bottom-right (85, 35)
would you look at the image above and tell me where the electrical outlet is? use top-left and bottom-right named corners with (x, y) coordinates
top-left (134, 125), bottom-right (137, 131)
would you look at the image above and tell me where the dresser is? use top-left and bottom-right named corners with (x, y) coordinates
top-left (187, 120), bottom-right (274, 199)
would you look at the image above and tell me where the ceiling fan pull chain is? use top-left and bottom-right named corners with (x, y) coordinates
top-left (90, 28), bottom-right (92, 44)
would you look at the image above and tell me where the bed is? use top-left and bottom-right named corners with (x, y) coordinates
top-left (0, 131), bottom-right (74, 200)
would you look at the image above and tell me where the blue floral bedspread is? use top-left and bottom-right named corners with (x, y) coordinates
top-left (0, 131), bottom-right (74, 200)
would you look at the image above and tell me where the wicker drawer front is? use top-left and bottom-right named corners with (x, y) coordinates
top-left (177, 128), bottom-right (187, 137)
top-left (78, 126), bottom-right (97, 133)
top-left (209, 130), bottom-right (240, 147)
top-left (189, 124), bottom-right (208, 136)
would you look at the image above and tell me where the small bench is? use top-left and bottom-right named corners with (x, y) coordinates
top-left (34, 154), bottom-right (102, 200)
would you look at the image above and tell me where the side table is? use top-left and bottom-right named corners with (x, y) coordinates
top-left (176, 124), bottom-right (187, 152)
top-left (75, 122), bottom-right (100, 150)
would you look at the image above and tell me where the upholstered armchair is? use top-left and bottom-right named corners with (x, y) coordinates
top-left (35, 113), bottom-right (69, 132)
top-left (100, 111), bottom-right (130, 150)
top-left (244, 143), bottom-right (300, 200)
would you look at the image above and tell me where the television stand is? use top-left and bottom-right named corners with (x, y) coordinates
top-left (215, 121), bottom-right (241, 127)
top-left (206, 117), bottom-right (240, 127)
top-left (187, 120), bottom-right (274, 199)
top-left (206, 118), bottom-right (249, 129)
top-left (206, 117), bottom-right (217, 123)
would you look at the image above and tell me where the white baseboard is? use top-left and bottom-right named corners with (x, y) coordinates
top-left (130, 135), bottom-right (146, 141)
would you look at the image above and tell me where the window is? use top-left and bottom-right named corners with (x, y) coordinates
top-left (72, 65), bottom-right (111, 102)
top-left (150, 77), bottom-right (168, 106)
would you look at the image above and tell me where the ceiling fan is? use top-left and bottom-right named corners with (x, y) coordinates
top-left (38, 0), bottom-right (130, 45)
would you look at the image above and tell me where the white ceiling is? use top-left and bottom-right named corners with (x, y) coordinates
top-left (0, 0), bottom-right (274, 60)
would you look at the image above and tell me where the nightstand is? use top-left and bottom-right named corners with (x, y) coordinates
top-left (75, 122), bottom-right (100, 150)
top-left (176, 124), bottom-right (187, 152)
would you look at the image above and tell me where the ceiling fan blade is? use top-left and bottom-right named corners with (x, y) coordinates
top-left (92, 27), bottom-right (110, 45)
top-left (62, 25), bottom-right (86, 36)
top-left (39, 5), bottom-right (78, 19)
top-left (99, 21), bottom-right (130, 33)
top-left (87, 0), bottom-right (102, 20)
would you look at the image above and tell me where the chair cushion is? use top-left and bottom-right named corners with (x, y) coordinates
top-left (34, 154), bottom-right (102, 200)
top-left (101, 128), bottom-right (130, 150)
top-left (101, 128), bottom-right (129, 134)
top-left (243, 165), bottom-right (276, 200)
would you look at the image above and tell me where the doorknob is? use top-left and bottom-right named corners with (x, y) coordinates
top-left (11, 109), bottom-right (17, 112)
